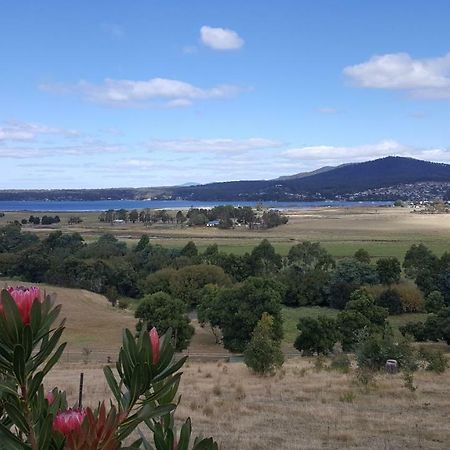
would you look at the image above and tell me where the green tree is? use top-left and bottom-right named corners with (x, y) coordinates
top-left (403, 243), bottom-right (438, 279)
top-left (354, 248), bottom-right (371, 264)
top-left (207, 277), bottom-right (283, 352)
top-left (129, 209), bottom-right (139, 223)
top-left (287, 241), bottom-right (335, 271)
top-left (180, 241), bottom-right (198, 258)
top-left (336, 289), bottom-right (388, 350)
top-left (376, 257), bottom-right (401, 285)
top-left (425, 290), bottom-right (445, 313)
top-left (250, 239), bottom-right (282, 276)
top-left (376, 288), bottom-right (403, 315)
top-left (294, 315), bottom-right (339, 355)
top-left (244, 313), bottom-right (284, 375)
top-left (135, 291), bottom-right (194, 351)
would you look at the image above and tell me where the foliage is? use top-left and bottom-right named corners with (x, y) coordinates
top-left (294, 315), bottom-right (339, 355)
top-left (376, 257), bottom-right (401, 285)
top-left (199, 277), bottom-right (283, 352)
top-left (135, 292), bottom-right (194, 351)
top-left (354, 248), bottom-right (371, 264)
top-left (244, 313), bottom-right (284, 375)
top-left (328, 259), bottom-right (378, 309)
top-left (425, 290), bottom-right (445, 313)
top-left (336, 289), bottom-right (388, 351)
top-left (0, 286), bottom-right (218, 449)
top-left (330, 353), bottom-right (351, 373)
top-left (418, 347), bottom-right (448, 373)
top-left (376, 288), bottom-right (403, 315)
top-left (354, 329), bottom-right (418, 371)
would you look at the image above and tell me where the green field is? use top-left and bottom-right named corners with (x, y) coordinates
top-left (1, 206), bottom-right (449, 261)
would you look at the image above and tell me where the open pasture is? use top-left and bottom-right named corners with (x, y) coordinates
top-left (1, 206), bottom-right (449, 260)
top-left (48, 358), bottom-right (450, 449)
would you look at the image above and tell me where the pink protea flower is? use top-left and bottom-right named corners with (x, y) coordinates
top-left (149, 327), bottom-right (160, 364)
top-left (46, 390), bottom-right (55, 406)
top-left (5, 286), bottom-right (41, 325)
top-left (53, 408), bottom-right (86, 436)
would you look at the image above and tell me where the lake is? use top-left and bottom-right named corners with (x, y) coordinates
top-left (0, 200), bottom-right (392, 212)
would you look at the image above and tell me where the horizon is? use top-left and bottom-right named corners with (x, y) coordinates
top-left (2, 1), bottom-right (450, 189)
top-left (0, 155), bottom-right (448, 191)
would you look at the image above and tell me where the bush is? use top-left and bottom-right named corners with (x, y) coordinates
top-left (117, 298), bottom-right (129, 309)
top-left (244, 313), bottom-right (284, 375)
top-left (330, 353), bottom-right (351, 373)
top-left (366, 283), bottom-right (424, 313)
top-left (425, 290), bottom-right (445, 313)
top-left (294, 315), bottom-right (339, 355)
top-left (135, 292), bottom-right (194, 351)
top-left (419, 347), bottom-right (448, 373)
top-left (376, 288), bottom-right (403, 315)
top-left (0, 286), bottom-right (218, 449)
top-left (355, 331), bottom-right (417, 371)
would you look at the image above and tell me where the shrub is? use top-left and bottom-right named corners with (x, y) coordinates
top-left (244, 313), bottom-right (284, 375)
top-left (0, 286), bottom-right (218, 449)
top-left (395, 283), bottom-right (425, 313)
top-left (330, 353), bottom-right (351, 373)
top-left (376, 257), bottom-right (401, 285)
top-left (419, 347), bottom-right (448, 373)
top-left (294, 315), bottom-right (339, 355)
top-left (376, 288), bottom-right (403, 315)
top-left (425, 290), bottom-right (445, 313)
top-left (135, 291), bottom-right (194, 351)
top-left (117, 298), bottom-right (129, 309)
top-left (354, 330), bottom-right (418, 371)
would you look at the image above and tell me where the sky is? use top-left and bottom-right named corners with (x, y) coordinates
top-left (2, 0), bottom-right (450, 189)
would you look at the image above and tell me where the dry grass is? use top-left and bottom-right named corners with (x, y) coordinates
top-left (0, 279), bottom-right (135, 355)
top-left (2, 206), bottom-right (449, 258)
top-left (48, 358), bottom-right (450, 449)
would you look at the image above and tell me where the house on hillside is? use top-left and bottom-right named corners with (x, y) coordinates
top-left (206, 220), bottom-right (220, 227)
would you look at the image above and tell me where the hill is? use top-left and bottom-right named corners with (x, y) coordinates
top-left (0, 280), bottom-right (136, 355)
top-left (170, 157), bottom-right (450, 201)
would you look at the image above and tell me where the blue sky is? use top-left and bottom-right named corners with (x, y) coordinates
top-left (1, 0), bottom-right (450, 189)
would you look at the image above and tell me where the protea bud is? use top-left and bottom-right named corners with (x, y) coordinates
top-left (53, 408), bottom-right (86, 436)
top-left (149, 327), bottom-right (160, 364)
top-left (5, 286), bottom-right (41, 325)
top-left (46, 391), bottom-right (55, 406)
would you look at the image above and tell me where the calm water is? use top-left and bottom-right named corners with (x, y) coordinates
top-left (0, 200), bottom-right (392, 212)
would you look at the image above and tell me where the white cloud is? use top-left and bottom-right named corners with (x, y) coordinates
top-left (343, 52), bottom-right (450, 99)
top-left (40, 78), bottom-right (243, 107)
top-left (0, 141), bottom-right (124, 159)
top-left (200, 26), bottom-right (244, 50)
top-left (0, 121), bottom-right (78, 141)
top-left (281, 140), bottom-right (450, 165)
top-left (146, 138), bottom-right (283, 154)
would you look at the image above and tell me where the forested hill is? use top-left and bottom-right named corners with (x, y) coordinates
top-left (1, 157), bottom-right (450, 201)
top-left (171, 157), bottom-right (450, 201)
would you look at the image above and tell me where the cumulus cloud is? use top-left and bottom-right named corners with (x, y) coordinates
top-left (200, 26), bottom-right (244, 50)
top-left (146, 138), bottom-right (283, 154)
top-left (281, 140), bottom-right (450, 165)
top-left (343, 52), bottom-right (450, 99)
top-left (0, 121), bottom-right (78, 141)
top-left (40, 77), bottom-right (243, 107)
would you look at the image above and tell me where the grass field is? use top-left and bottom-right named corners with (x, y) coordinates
top-left (3, 278), bottom-right (450, 448)
top-left (0, 279), bottom-right (136, 356)
top-left (2, 206), bottom-right (450, 260)
top-left (47, 358), bottom-right (450, 449)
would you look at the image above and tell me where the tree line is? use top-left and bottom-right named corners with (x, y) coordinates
top-left (0, 223), bottom-right (449, 355)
